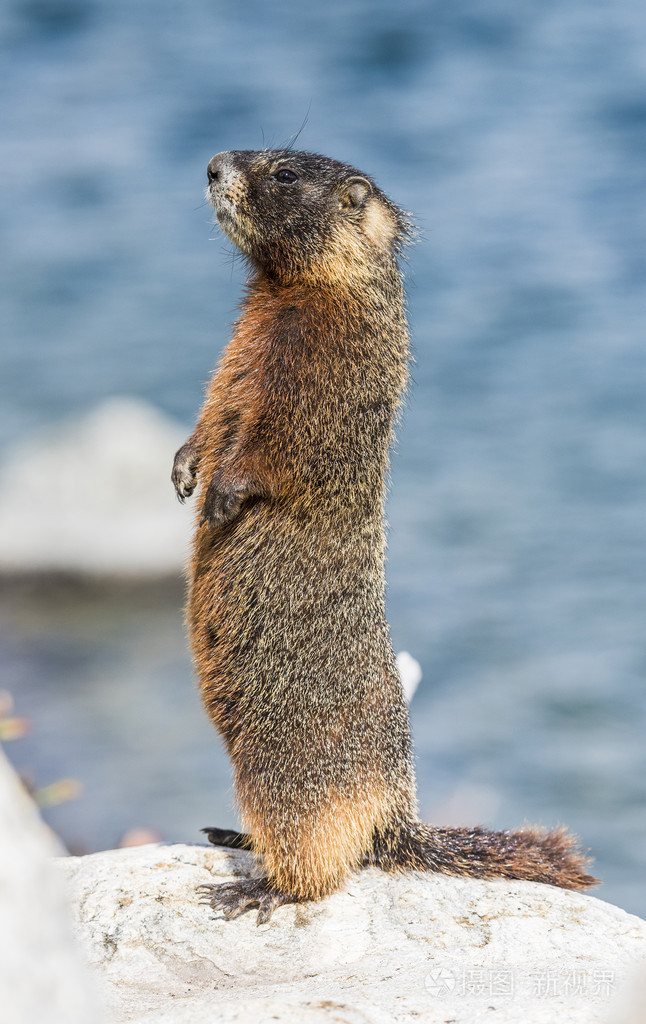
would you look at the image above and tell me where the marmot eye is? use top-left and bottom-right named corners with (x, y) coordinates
top-left (274, 168), bottom-right (298, 184)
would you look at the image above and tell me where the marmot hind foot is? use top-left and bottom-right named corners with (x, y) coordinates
top-left (202, 825), bottom-right (252, 850)
top-left (198, 877), bottom-right (299, 924)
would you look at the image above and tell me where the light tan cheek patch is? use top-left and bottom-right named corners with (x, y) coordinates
top-left (361, 198), bottom-right (397, 249)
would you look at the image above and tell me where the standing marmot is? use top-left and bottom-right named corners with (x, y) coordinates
top-left (172, 149), bottom-right (596, 923)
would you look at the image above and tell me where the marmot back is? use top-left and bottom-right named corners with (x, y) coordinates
top-left (172, 149), bottom-right (597, 923)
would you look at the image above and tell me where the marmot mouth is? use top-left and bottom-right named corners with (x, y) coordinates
top-left (207, 186), bottom-right (237, 224)
top-left (214, 207), bottom-right (251, 253)
top-left (215, 207), bottom-right (235, 229)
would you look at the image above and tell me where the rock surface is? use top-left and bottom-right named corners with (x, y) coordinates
top-left (56, 841), bottom-right (646, 1024)
top-left (0, 744), bottom-right (103, 1024)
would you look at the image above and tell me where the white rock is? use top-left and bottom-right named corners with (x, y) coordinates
top-left (0, 397), bottom-right (191, 576)
top-left (0, 745), bottom-right (103, 1024)
top-left (396, 650), bottom-right (422, 702)
top-left (56, 841), bottom-right (646, 1024)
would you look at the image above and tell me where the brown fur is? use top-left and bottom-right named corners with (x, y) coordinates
top-left (173, 149), bottom-right (597, 921)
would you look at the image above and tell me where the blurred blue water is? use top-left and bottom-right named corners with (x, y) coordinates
top-left (1, 0), bottom-right (645, 915)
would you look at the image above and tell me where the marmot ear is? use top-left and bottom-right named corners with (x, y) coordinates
top-left (341, 176), bottom-right (372, 209)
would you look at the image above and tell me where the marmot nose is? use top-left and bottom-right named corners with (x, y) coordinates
top-left (207, 153), bottom-right (226, 184)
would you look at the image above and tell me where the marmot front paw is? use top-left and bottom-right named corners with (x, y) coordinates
top-left (200, 474), bottom-right (247, 528)
top-left (172, 444), bottom-right (198, 501)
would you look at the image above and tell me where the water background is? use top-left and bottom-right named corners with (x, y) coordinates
top-left (1, 0), bottom-right (645, 915)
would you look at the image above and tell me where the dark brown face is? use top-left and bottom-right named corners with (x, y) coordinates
top-left (205, 149), bottom-right (407, 283)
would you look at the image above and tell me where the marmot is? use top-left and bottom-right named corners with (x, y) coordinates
top-left (172, 149), bottom-right (596, 923)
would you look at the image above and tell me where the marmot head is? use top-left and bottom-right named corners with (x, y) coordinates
top-left (206, 149), bottom-right (410, 286)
